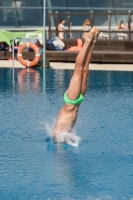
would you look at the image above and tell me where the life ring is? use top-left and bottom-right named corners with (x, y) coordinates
top-left (17, 42), bottom-right (40, 67)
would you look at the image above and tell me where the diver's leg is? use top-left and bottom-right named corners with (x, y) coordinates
top-left (66, 28), bottom-right (96, 100)
top-left (81, 29), bottom-right (99, 95)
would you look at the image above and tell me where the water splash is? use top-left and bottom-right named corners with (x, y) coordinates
top-left (45, 121), bottom-right (81, 147)
top-left (56, 132), bottom-right (81, 147)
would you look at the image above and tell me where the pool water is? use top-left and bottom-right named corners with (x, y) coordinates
top-left (0, 68), bottom-right (133, 200)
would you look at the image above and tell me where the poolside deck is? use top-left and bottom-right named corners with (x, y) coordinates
top-left (0, 60), bottom-right (133, 71)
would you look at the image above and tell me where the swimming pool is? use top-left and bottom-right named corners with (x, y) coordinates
top-left (0, 68), bottom-right (133, 200)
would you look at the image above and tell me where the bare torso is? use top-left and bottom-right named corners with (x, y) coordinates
top-left (53, 27), bottom-right (99, 142)
top-left (54, 104), bottom-right (80, 135)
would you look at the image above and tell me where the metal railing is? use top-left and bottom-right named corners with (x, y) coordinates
top-left (48, 10), bottom-right (133, 40)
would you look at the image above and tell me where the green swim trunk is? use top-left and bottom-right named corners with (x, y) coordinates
top-left (64, 92), bottom-right (84, 105)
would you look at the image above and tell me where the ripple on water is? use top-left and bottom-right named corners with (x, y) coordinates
top-left (0, 69), bottom-right (133, 199)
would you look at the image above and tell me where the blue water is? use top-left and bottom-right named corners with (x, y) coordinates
top-left (0, 68), bottom-right (133, 200)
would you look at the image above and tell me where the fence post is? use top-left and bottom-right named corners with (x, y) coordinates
top-left (48, 11), bottom-right (51, 40)
top-left (128, 10), bottom-right (131, 41)
top-left (67, 11), bottom-right (70, 39)
top-left (55, 11), bottom-right (58, 37)
top-left (108, 11), bottom-right (111, 40)
top-left (90, 11), bottom-right (94, 28)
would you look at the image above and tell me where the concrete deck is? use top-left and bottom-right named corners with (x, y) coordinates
top-left (0, 60), bottom-right (133, 71)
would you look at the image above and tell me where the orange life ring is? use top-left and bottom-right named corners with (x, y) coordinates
top-left (17, 42), bottom-right (41, 67)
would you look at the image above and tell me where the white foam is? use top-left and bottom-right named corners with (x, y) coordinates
top-left (56, 132), bottom-right (81, 147)
top-left (45, 120), bottom-right (81, 147)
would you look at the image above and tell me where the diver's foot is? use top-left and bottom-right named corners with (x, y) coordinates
top-left (83, 27), bottom-right (96, 43)
top-left (93, 28), bottom-right (99, 44)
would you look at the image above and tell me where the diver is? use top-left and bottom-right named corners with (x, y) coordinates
top-left (54, 27), bottom-right (99, 142)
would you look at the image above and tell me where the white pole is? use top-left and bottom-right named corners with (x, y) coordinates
top-left (43, 0), bottom-right (46, 68)
top-left (12, 37), bottom-right (15, 69)
top-left (12, 37), bottom-right (15, 84)
top-left (43, 0), bottom-right (46, 90)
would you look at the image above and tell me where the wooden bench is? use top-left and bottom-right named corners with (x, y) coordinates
top-left (46, 40), bottom-right (133, 63)
top-left (46, 50), bottom-right (133, 63)
top-left (0, 51), bottom-right (35, 60)
top-left (1, 40), bottom-right (133, 63)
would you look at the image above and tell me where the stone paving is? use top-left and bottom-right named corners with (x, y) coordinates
top-left (0, 60), bottom-right (133, 71)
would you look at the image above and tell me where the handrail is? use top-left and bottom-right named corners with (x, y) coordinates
top-left (48, 12), bottom-right (131, 16)
top-left (49, 30), bottom-right (133, 33)
top-left (48, 10), bottom-right (133, 41)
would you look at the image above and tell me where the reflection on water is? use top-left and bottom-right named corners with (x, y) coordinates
top-left (0, 68), bottom-right (133, 200)
top-left (0, 69), bottom-right (133, 94)
top-left (17, 69), bottom-right (41, 93)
